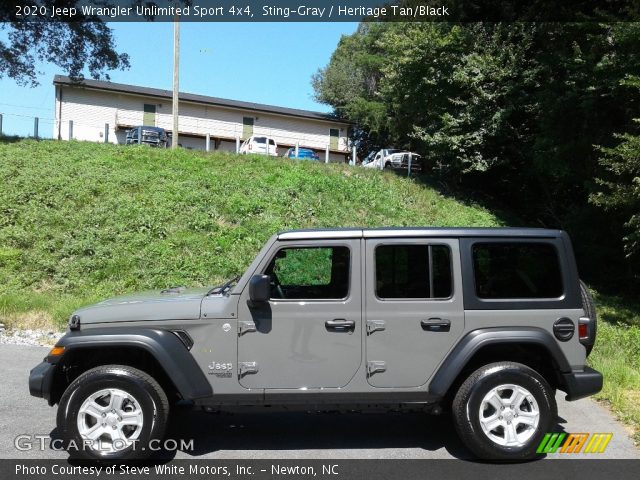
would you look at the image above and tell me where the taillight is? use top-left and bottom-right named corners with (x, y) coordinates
top-left (579, 316), bottom-right (596, 356)
top-left (578, 317), bottom-right (590, 341)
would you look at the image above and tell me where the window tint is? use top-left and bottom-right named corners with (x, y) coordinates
top-left (254, 136), bottom-right (267, 143)
top-left (264, 246), bottom-right (350, 300)
top-left (375, 244), bottom-right (452, 299)
top-left (269, 139), bottom-right (276, 145)
top-left (472, 243), bottom-right (563, 299)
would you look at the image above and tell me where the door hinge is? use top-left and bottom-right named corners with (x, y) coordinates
top-left (367, 360), bottom-right (387, 375)
top-left (366, 320), bottom-right (386, 334)
top-left (237, 321), bottom-right (256, 335)
top-left (238, 361), bottom-right (259, 377)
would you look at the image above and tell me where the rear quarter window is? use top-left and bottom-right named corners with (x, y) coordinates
top-left (472, 243), bottom-right (563, 299)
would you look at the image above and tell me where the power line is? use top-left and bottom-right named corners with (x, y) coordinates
top-left (0, 102), bottom-right (53, 111)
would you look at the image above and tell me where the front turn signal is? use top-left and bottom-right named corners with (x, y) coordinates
top-left (49, 346), bottom-right (65, 356)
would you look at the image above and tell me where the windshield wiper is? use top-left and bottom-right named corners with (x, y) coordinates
top-left (208, 276), bottom-right (240, 296)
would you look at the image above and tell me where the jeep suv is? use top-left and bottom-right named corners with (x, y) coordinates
top-left (29, 228), bottom-right (602, 461)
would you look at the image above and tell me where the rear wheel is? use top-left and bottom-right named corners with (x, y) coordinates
top-left (57, 365), bottom-right (169, 460)
top-left (452, 362), bottom-right (556, 461)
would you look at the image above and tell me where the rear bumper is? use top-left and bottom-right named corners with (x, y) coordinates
top-left (29, 361), bottom-right (56, 402)
top-left (562, 366), bottom-right (603, 401)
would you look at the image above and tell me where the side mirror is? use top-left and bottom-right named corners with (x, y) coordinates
top-left (249, 274), bottom-right (270, 304)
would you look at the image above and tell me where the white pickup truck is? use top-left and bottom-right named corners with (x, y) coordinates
top-left (361, 148), bottom-right (422, 173)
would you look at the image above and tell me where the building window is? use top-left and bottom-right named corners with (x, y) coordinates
top-left (472, 243), bottom-right (563, 299)
top-left (143, 104), bottom-right (156, 126)
top-left (375, 244), bottom-right (452, 299)
top-left (329, 128), bottom-right (339, 150)
top-left (264, 246), bottom-right (350, 300)
top-left (243, 117), bottom-right (254, 140)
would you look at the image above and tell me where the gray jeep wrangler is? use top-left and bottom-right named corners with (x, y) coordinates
top-left (29, 228), bottom-right (602, 461)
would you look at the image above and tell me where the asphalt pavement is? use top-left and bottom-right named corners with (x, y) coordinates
top-left (1, 343), bottom-right (638, 460)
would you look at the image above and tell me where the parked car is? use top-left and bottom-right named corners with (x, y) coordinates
top-left (239, 135), bottom-right (278, 156)
top-left (284, 147), bottom-right (320, 161)
top-left (362, 148), bottom-right (422, 173)
top-left (125, 126), bottom-right (169, 148)
top-left (30, 227), bottom-right (601, 461)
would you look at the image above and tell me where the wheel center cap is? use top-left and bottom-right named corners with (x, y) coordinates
top-left (503, 410), bottom-right (515, 421)
top-left (106, 414), bottom-right (119, 426)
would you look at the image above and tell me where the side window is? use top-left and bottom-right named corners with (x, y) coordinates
top-left (472, 243), bottom-right (563, 299)
top-left (264, 246), bottom-right (350, 300)
top-left (375, 244), bottom-right (452, 299)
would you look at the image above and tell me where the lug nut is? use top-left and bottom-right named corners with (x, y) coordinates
top-left (499, 416), bottom-right (503, 420)
top-left (501, 406), bottom-right (505, 410)
top-left (102, 413), bottom-right (106, 417)
top-left (507, 421), bottom-right (511, 425)
top-left (112, 425), bottom-right (117, 429)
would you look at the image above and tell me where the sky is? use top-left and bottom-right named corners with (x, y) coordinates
top-left (0, 22), bottom-right (358, 138)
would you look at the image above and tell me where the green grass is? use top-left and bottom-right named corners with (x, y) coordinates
top-left (588, 291), bottom-right (640, 442)
top-left (0, 139), bottom-right (498, 328)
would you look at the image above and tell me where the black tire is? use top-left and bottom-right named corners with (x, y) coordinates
top-left (452, 362), bottom-right (557, 461)
top-left (57, 365), bottom-right (169, 460)
top-left (579, 280), bottom-right (597, 355)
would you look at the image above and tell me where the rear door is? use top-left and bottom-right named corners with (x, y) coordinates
top-left (364, 238), bottom-right (464, 388)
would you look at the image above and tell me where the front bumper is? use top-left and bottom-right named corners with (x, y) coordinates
top-left (562, 366), bottom-right (603, 401)
top-left (29, 361), bottom-right (56, 403)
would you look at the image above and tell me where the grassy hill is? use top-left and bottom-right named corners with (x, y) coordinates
top-left (1, 138), bottom-right (639, 442)
top-left (0, 139), bottom-right (499, 329)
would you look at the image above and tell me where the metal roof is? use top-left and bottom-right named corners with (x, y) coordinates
top-left (53, 75), bottom-right (351, 124)
top-left (278, 227), bottom-right (563, 241)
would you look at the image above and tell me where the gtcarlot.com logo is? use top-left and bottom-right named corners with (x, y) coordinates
top-left (537, 433), bottom-right (613, 454)
top-left (14, 434), bottom-right (194, 452)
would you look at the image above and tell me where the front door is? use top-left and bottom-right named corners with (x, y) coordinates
top-left (237, 240), bottom-right (362, 389)
top-left (364, 238), bottom-right (464, 388)
top-left (143, 104), bottom-right (156, 126)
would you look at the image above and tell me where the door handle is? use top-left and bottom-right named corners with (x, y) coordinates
top-left (325, 319), bottom-right (355, 332)
top-left (421, 318), bottom-right (451, 332)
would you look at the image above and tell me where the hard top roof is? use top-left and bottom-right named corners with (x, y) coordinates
top-left (278, 227), bottom-right (564, 241)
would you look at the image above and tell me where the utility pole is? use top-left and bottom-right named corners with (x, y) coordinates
top-left (171, 14), bottom-right (180, 149)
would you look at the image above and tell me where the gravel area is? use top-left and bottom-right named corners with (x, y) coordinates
top-left (0, 324), bottom-right (64, 346)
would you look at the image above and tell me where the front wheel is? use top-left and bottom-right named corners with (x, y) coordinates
top-left (56, 365), bottom-right (169, 460)
top-left (452, 362), bottom-right (557, 461)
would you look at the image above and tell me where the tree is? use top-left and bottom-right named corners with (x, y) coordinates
top-left (592, 76), bottom-right (640, 275)
top-left (313, 21), bottom-right (640, 292)
top-left (0, 1), bottom-right (129, 86)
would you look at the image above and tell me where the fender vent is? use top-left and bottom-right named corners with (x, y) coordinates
top-left (553, 318), bottom-right (575, 341)
top-left (172, 330), bottom-right (194, 350)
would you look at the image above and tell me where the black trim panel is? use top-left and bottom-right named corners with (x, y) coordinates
top-left (28, 361), bottom-right (56, 401)
top-left (428, 327), bottom-right (572, 398)
top-left (55, 328), bottom-right (212, 400)
top-left (197, 390), bottom-right (440, 407)
top-left (562, 366), bottom-right (603, 401)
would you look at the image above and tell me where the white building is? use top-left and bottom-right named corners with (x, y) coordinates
top-left (53, 75), bottom-right (352, 162)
